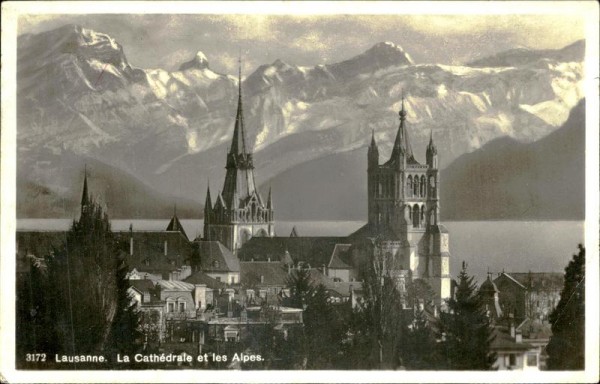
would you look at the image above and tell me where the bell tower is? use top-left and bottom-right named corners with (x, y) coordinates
top-left (363, 96), bottom-right (451, 305)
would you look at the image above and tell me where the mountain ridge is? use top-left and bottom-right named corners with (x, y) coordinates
top-left (16, 25), bottom-right (585, 219)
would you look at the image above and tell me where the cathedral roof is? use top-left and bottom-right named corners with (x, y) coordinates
top-left (347, 223), bottom-right (402, 241)
top-left (238, 236), bottom-right (346, 267)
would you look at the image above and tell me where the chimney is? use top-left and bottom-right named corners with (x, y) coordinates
top-left (516, 330), bottom-right (522, 343)
top-left (321, 264), bottom-right (326, 275)
top-left (267, 257), bottom-right (271, 262)
top-left (260, 275), bottom-right (264, 284)
top-left (129, 223), bottom-right (134, 256)
top-left (164, 240), bottom-right (168, 256)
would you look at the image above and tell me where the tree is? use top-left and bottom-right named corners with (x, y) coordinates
top-left (402, 308), bottom-right (442, 370)
top-left (108, 257), bottom-right (143, 358)
top-left (302, 284), bottom-right (348, 369)
top-left (348, 238), bottom-right (408, 369)
top-left (47, 200), bottom-right (123, 356)
top-left (438, 262), bottom-right (496, 370)
top-left (285, 266), bottom-right (315, 309)
top-left (546, 244), bottom-right (585, 370)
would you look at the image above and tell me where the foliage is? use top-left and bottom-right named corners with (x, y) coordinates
top-left (285, 267), bottom-right (315, 309)
top-left (438, 263), bottom-right (496, 370)
top-left (303, 284), bottom-right (348, 369)
top-left (45, 199), bottom-right (140, 358)
top-left (402, 309), bottom-right (442, 369)
top-left (347, 238), bottom-right (408, 369)
top-left (108, 257), bottom-right (143, 356)
top-left (546, 244), bottom-right (585, 370)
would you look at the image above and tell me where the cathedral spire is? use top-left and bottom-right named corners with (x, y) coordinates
top-left (205, 183), bottom-right (212, 212)
top-left (267, 186), bottom-right (273, 209)
top-left (370, 129), bottom-right (377, 147)
top-left (81, 164), bottom-right (89, 208)
top-left (387, 94), bottom-right (415, 165)
top-left (230, 55), bottom-right (248, 156)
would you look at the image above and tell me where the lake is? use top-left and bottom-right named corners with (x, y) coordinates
top-left (17, 219), bottom-right (584, 283)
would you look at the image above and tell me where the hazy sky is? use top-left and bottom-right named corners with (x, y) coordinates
top-left (19, 12), bottom-right (586, 76)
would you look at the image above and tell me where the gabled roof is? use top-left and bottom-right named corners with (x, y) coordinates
top-left (157, 280), bottom-right (195, 291)
top-left (166, 213), bottom-right (188, 240)
top-left (240, 262), bottom-right (289, 288)
top-left (327, 244), bottom-right (353, 269)
top-left (490, 326), bottom-right (534, 352)
top-left (504, 272), bottom-right (563, 290)
top-left (184, 270), bottom-right (226, 290)
top-left (238, 236), bottom-right (346, 266)
top-left (494, 272), bottom-right (527, 290)
top-left (114, 231), bottom-right (192, 272)
top-left (197, 241), bottom-right (240, 272)
top-left (129, 279), bottom-right (156, 293)
top-left (347, 223), bottom-right (402, 241)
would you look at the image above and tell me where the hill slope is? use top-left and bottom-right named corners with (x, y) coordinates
top-left (263, 100), bottom-right (585, 221)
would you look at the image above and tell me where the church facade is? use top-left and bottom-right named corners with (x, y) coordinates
top-left (202, 65), bottom-right (275, 254)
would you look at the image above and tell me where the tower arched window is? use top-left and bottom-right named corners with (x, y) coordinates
top-left (420, 175), bottom-right (426, 197)
top-left (413, 176), bottom-right (419, 196)
top-left (413, 204), bottom-right (420, 227)
top-left (407, 176), bottom-right (413, 197)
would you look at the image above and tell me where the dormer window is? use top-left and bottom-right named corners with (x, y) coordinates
top-left (212, 260), bottom-right (220, 268)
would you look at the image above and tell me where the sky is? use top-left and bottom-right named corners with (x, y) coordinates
top-left (17, 10), bottom-right (586, 76)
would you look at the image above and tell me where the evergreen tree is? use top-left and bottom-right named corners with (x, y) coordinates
top-left (47, 200), bottom-right (122, 355)
top-left (285, 266), bottom-right (315, 309)
top-left (546, 244), bottom-right (585, 370)
top-left (108, 257), bottom-right (143, 358)
top-left (439, 262), bottom-right (496, 370)
top-left (402, 309), bottom-right (441, 369)
top-left (303, 284), bottom-right (347, 369)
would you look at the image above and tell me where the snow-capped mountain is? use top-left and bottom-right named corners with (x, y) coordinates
top-left (16, 24), bottom-right (585, 218)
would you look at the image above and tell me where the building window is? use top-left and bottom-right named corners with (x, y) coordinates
top-left (168, 302), bottom-right (175, 313)
top-left (215, 277), bottom-right (221, 282)
top-left (526, 353), bottom-right (538, 367)
top-left (179, 302), bottom-right (186, 313)
top-left (509, 354), bottom-right (516, 367)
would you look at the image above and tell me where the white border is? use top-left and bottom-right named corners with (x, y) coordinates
top-left (1, 2), bottom-right (598, 383)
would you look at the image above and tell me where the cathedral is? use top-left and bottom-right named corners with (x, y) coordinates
top-left (200, 61), bottom-right (450, 304)
top-left (349, 98), bottom-right (452, 304)
top-left (202, 64), bottom-right (275, 254)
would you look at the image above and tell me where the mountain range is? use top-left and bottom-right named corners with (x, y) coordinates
top-left (16, 24), bottom-right (585, 219)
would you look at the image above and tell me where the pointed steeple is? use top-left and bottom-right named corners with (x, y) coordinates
top-left (387, 94), bottom-right (416, 166)
top-left (370, 129), bottom-right (377, 147)
top-left (166, 204), bottom-right (188, 240)
top-left (267, 186), bottom-right (273, 209)
top-left (230, 56), bottom-right (248, 156)
top-left (81, 165), bottom-right (90, 208)
top-left (204, 183), bottom-right (213, 216)
top-left (426, 127), bottom-right (438, 168)
top-left (368, 128), bottom-right (379, 169)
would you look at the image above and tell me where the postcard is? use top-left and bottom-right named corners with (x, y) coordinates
top-left (1, 1), bottom-right (598, 383)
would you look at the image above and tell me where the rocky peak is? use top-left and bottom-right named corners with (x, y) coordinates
top-left (179, 51), bottom-right (210, 71)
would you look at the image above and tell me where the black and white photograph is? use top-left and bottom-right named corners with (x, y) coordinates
top-left (1, 1), bottom-right (598, 383)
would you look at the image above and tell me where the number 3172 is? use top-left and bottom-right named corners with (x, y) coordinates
top-left (25, 353), bottom-right (46, 362)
